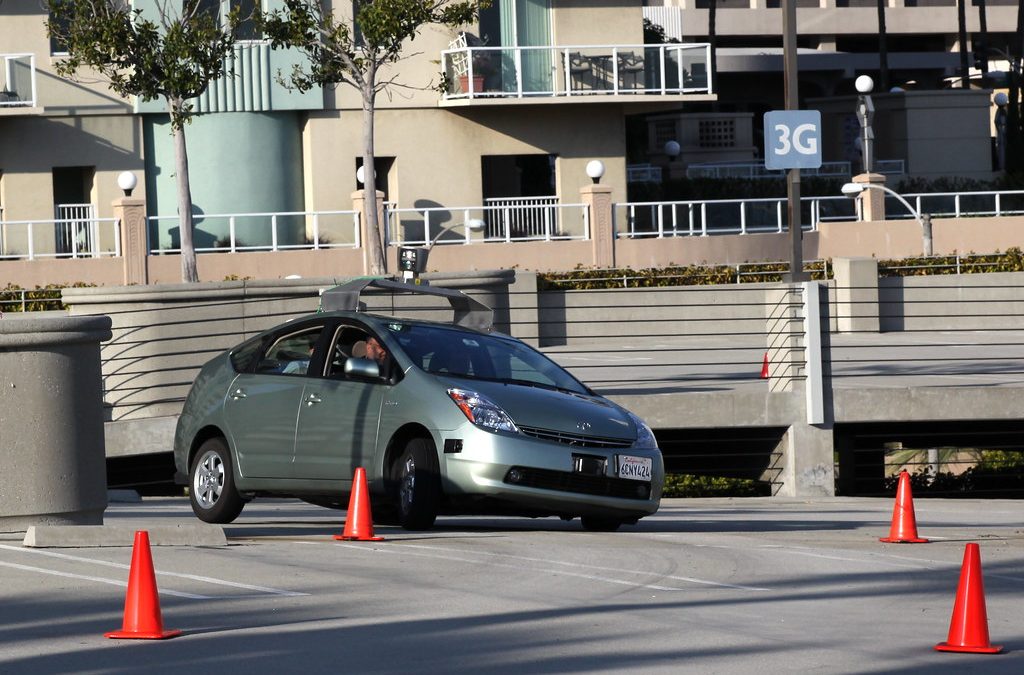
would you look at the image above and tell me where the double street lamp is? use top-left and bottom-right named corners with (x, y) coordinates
top-left (841, 182), bottom-right (933, 256)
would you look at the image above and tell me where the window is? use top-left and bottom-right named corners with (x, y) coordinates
top-left (48, 1), bottom-right (73, 55)
top-left (256, 327), bottom-right (323, 375)
top-left (232, 0), bottom-right (261, 41)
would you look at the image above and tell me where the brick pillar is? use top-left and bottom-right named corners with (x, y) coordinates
top-left (112, 197), bottom-right (148, 285)
top-left (852, 172), bottom-right (887, 222)
top-left (351, 189), bottom-right (385, 275)
top-left (580, 184), bottom-right (614, 269)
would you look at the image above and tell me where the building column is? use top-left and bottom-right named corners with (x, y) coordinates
top-left (852, 173), bottom-right (887, 221)
top-left (580, 184), bottom-right (614, 269)
top-left (833, 257), bottom-right (880, 333)
top-left (113, 197), bottom-right (148, 285)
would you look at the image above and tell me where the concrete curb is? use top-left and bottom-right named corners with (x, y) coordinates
top-left (22, 524), bottom-right (227, 548)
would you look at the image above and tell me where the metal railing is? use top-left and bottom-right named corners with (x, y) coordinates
top-left (385, 202), bottom-right (589, 245)
top-left (482, 196), bottom-right (560, 239)
top-left (441, 43), bottom-right (712, 100)
top-left (685, 159), bottom-right (906, 180)
top-left (0, 53), bottom-right (37, 108)
top-left (615, 195), bottom-right (855, 237)
top-left (0, 217), bottom-right (121, 260)
top-left (147, 210), bottom-right (361, 253)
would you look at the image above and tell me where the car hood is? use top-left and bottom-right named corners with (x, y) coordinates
top-left (439, 376), bottom-right (636, 441)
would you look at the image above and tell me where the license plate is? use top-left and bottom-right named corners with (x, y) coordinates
top-left (617, 455), bottom-right (652, 481)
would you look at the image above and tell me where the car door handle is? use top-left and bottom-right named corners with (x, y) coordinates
top-left (305, 393), bottom-right (322, 406)
top-left (230, 388), bottom-right (247, 400)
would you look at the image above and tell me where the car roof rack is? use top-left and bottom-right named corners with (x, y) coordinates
top-left (319, 278), bottom-right (494, 332)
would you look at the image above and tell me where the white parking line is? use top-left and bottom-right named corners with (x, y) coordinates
top-left (308, 541), bottom-right (769, 592)
top-left (0, 560), bottom-right (212, 600)
top-left (0, 544), bottom-right (307, 598)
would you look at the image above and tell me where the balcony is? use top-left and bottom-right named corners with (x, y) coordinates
top-left (440, 43), bottom-right (713, 105)
top-left (0, 54), bottom-right (37, 111)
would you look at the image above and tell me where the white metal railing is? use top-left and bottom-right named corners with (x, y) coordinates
top-left (482, 196), bottom-right (560, 239)
top-left (616, 196), bottom-right (857, 237)
top-left (147, 210), bottom-right (361, 253)
top-left (385, 203), bottom-right (589, 246)
top-left (54, 203), bottom-right (97, 256)
top-left (441, 43), bottom-right (712, 100)
top-left (615, 189), bottom-right (1024, 238)
top-left (685, 160), bottom-right (906, 180)
top-left (0, 217), bottom-right (121, 260)
top-left (627, 164), bottom-right (663, 183)
top-left (0, 53), bottom-right (37, 108)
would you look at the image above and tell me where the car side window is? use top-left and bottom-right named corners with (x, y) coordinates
top-left (256, 326), bottom-right (323, 376)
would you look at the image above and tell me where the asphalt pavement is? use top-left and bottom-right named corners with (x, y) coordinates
top-left (1, 497), bottom-right (1022, 673)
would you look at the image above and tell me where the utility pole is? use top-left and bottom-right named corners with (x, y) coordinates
top-left (783, 0), bottom-right (806, 281)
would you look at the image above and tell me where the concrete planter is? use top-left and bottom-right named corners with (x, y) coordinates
top-left (0, 315), bottom-right (112, 532)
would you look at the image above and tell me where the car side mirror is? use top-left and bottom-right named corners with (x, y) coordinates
top-left (344, 357), bottom-right (381, 379)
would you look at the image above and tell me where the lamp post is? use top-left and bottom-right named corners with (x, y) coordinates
top-left (585, 159), bottom-right (605, 185)
top-left (662, 140), bottom-right (680, 183)
top-left (842, 182), bottom-right (932, 256)
top-left (855, 75), bottom-right (875, 174)
top-left (117, 171), bottom-right (137, 197)
top-left (398, 218), bottom-right (486, 283)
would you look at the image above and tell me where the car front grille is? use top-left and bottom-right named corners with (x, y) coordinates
top-left (518, 425), bottom-right (633, 449)
top-left (504, 466), bottom-right (651, 500)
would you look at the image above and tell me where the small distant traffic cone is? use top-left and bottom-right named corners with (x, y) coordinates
top-left (760, 352), bottom-right (770, 379)
top-left (334, 467), bottom-right (384, 542)
top-left (105, 531), bottom-right (181, 640)
top-left (935, 543), bottom-right (1002, 654)
top-left (880, 470), bottom-right (928, 543)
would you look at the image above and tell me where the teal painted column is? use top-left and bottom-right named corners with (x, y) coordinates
top-left (143, 112), bottom-right (305, 251)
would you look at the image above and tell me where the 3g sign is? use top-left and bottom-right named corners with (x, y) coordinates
top-left (763, 110), bottom-right (822, 170)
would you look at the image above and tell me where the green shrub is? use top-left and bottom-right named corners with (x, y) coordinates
top-left (0, 282), bottom-right (95, 312)
top-left (662, 473), bottom-right (769, 498)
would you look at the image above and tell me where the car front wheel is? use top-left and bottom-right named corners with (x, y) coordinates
top-left (189, 437), bottom-right (245, 524)
top-left (392, 437), bottom-right (441, 531)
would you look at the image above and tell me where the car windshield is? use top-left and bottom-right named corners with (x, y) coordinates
top-left (385, 322), bottom-right (590, 395)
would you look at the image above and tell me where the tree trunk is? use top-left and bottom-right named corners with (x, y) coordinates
top-left (170, 98), bottom-right (199, 283)
top-left (877, 0), bottom-right (889, 91)
top-left (957, 0), bottom-right (970, 89)
top-left (361, 78), bottom-right (386, 277)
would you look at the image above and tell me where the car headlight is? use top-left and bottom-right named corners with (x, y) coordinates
top-left (629, 412), bottom-right (657, 449)
top-left (447, 388), bottom-right (519, 434)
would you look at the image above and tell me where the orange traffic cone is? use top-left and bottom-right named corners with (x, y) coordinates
top-left (935, 543), bottom-right (1002, 654)
top-left (105, 531), bottom-right (181, 639)
top-left (760, 352), bottom-right (770, 379)
top-left (334, 467), bottom-right (384, 541)
top-left (880, 470), bottom-right (928, 543)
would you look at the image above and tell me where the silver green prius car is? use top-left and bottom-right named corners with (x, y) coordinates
top-left (173, 281), bottom-right (664, 531)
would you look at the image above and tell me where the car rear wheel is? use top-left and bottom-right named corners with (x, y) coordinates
top-left (392, 437), bottom-right (440, 531)
top-left (189, 437), bottom-right (245, 524)
top-left (580, 515), bottom-right (623, 532)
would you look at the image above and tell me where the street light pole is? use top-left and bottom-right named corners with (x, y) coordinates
top-left (841, 182), bottom-right (932, 256)
top-left (783, 0), bottom-right (806, 282)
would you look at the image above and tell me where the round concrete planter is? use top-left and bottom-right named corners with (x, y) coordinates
top-left (0, 315), bottom-right (112, 532)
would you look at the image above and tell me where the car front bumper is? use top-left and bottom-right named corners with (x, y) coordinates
top-left (437, 423), bottom-right (663, 519)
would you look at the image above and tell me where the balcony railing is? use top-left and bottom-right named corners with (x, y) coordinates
top-left (0, 54), bottom-right (37, 108)
top-left (685, 159), bottom-right (906, 180)
top-left (385, 202), bottom-right (589, 245)
top-left (147, 210), bottom-right (361, 253)
top-left (441, 43), bottom-right (712, 100)
top-left (0, 216), bottom-right (120, 260)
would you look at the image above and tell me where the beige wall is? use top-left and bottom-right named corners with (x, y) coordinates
top-left (553, 1), bottom-right (643, 45)
top-left (0, 2), bottom-right (132, 113)
top-left (304, 105), bottom-right (632, 210)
